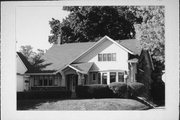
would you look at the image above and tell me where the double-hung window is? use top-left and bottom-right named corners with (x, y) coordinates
top-left (98, 53), bottom-right (116, 61)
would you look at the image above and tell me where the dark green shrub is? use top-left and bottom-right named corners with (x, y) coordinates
top-left (17, 91), bottom-right (72, 100)
top-left (76, 85), bottom-right (90, 98)
top-left (109, 82), bottom-right (128, 98)
top-left (76, 84), bottom-right (113, 98)
top-left (128, 82), bottom-right (146, 98)
top-left (151, 80), bottom-right (165, 106)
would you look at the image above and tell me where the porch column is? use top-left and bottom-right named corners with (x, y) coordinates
top-left (81, 74), bottom-right (85, 85)
top-left (107, 72), bottom-right (110, 84)
top-left (116, 72), bottom-right (118, 82)
top-left (100, 72), bottom-right (102, 84)
top-left (60, 71), bottom-right (65, 86)
top-left (77, 72), bottom-right (82, 85)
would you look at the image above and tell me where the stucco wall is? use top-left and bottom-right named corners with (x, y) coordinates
top-left (76, 40), bottom-right (129, 71)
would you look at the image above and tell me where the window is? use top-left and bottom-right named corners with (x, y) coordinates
top-left (34, 76), bottom-right (39, 86)
top-left (112, 53), bottom-right (116, 61)
top-left (98, 54), bottom-right (103, 61)
top-left (110, 72), bottom-right (116, 83)
top-left (102, 73), bottom-right (107, 84)
top-left (118, 72), bottom-right (124, 82)
top-left (39, 79), bottom-right (43, 86)
top-left (103, 54), bottom-right (107, 61)
top-left (107, 53), bottom-right (111, 61)
top-left (33, 75), bottom-right (57, 87)
top-left (49, 76), bottom-right (53, 86)
top-left (44, 79), bottom-right (48, 86)
top-left (98, 53), bottom-right (116, 61)
top-left (92, 73), bottom-right (96, 80)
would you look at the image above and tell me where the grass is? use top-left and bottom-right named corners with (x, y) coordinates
top-left (17, 98), bottom-right (150, 110)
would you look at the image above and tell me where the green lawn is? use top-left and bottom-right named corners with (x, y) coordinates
top-left (17, 98), bottom-right (150, 110)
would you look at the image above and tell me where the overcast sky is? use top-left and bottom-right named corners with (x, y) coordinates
top-left (16, 6), bottom-right (69, 51)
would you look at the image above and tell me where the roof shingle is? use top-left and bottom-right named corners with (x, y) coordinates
top-left (40, 42), bottom-right (96, 72)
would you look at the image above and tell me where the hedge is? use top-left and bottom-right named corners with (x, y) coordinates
top-left (76, 84), bottom-right (113, 98)
top-left (17, 91), bottom-right (72, 100)
top-left (127, 82), bottom-right (146, 98)
top-left (108, 82), bottom-right (129, 98)
top-left (151, 80), bottom-right (165, 105)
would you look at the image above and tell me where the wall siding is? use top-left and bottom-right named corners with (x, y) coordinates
top-left (76, 40), bottom-right (129, 71)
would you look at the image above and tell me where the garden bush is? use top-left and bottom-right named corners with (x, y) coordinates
top-left (151, 80), bottom-right (165, 106)
top-left (108, 82), bottom-right (128, 98)
top-left (17, 90), bottom-right (72, 100)
top-left (76, 84), bottom-right (113, 98)
top-left (127, 82), bottom-right (146, 98)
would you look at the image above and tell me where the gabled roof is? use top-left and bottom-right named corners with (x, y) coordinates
top-left (70, 62), bottom-right (94, 74)
top-left (28, 36), bottom-right (142, 74)
top-left (17, 52), bottom-right (32, 70)
top-left (116, 39), bottom-right (142, 55)
top-left (38, 42), bottom-right (96, 72)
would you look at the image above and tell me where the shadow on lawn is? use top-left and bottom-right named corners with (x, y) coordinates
top-left (17, 99), bottom-right (67, 110)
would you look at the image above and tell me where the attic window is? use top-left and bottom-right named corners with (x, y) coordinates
top-left (98, 53), bottom-right (116, 61)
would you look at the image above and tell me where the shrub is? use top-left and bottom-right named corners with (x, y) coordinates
top-left (151, 80), bottom-right (165, 106)
top-left (127, 82), bottom-right (146, 98)
top-left (76, 84), bottom-right (113, 98)
top-left (17, 91), bottom-right (72, 100)
top-left (108, 82), bottom-right (128, 98)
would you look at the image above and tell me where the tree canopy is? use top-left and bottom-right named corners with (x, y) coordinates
top-left (48, 6), bottom-right (142, 44)
top-left (131, 6), bottom-right (165, 72)
top-left (19, 45), bottom-right (46, 71)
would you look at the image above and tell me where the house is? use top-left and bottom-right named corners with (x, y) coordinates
top-left (16, 52), bottom-right (31, 92)
top-left (21, 36), bottom-right (154, 95)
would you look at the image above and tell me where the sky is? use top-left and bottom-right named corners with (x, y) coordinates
top-left (16, 6), bottom-right (70, 51)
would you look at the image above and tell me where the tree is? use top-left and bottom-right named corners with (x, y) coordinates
top-left (130, 6), bottom-right (165, 74)
top-left (48, 6), bottom-right (142, 44)
top-left (19, 45), bottom-right (45, 70)
top-left (19, 45), bottom-right (35, 64)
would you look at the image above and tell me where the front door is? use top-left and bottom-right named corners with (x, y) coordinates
top-left (66, 74), bottom-right (78, 92)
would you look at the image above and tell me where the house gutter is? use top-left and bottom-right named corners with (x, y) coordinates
top-left (25, 72), bottom-right (56, 75)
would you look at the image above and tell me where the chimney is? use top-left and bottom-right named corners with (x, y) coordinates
top-left (57, 34), bottom-right (61, 45)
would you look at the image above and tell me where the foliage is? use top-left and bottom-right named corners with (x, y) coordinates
top-left (151, 77), bottom-right (165, 105)
top-left (19, 45), bottom-right (46, 71)
top-left (48, 6), bottom-right (142, 44)
top-left (17, 91), bottom-right (72, 100)
top-left (76, 84), bottom-right (113, 98)
top-left (130, 6), bottom-right (165, 73)
top-left (127, 82), bottom-right (146, 97)
top-left (19, 45), bottom-right (35, 63)
top-left (109, 82), bottom-right (129, 98)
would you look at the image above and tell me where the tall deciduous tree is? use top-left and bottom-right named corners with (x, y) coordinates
top-left (19, 45), bottom-right (35, 64)
top-left (48, 6), bottom-right (142, 44)
top-left (130, 6), bottom-right (165, 73)
top-left (19, 45), bottom-right (45, 67)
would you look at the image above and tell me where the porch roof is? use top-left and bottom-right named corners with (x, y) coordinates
top-left (70, 62), bottom-right (94, 74)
